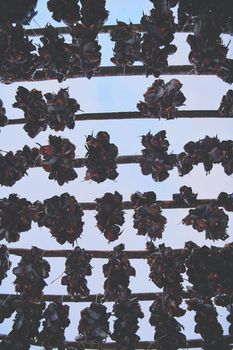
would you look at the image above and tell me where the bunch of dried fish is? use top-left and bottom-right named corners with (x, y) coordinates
top-left (131, 191), bottom-right (167, 240)
top-left (0, 98), bottom-right (8, 126)
top-left (149, 294), bottom-right (187, 350)
top-left (40, 135), bottom-right (78, 185)
top-left (95, 191), bottom-right (125, 242)
top-left (141, 0), bottom-right (177, 76)
top-left (39, 302), bottom-right (70, 350)
top-left (0, 300), bottom-right (45, 350)
top-left (13, 247), bottom-right (50, 299)
top-left (80, 0), bottom-right (108, 28)
top-left (184, 242), bottom-right (233, 296)
top-left (77, 302), bottom-right (110, 342)
top-left (139, 130), bottom-right (175, 181)
top-left (103, 244), bottom-right (135, 301)
top-left (47, 0), bottom-right (80, 25)
top-left (61, 246), bottom-right (92, 297)
top-left (137, 79), bottom-right (186, 119)
top-left (218, 192), bottom-right (233, 211)
top-left (38, 25), bottom-right (72, 82)
top-left (0, 0), bottom-right (38, 25)
top-left (45, 88), bottom-right (80, 131)
top-left (32, 193), bottom-right (84, 244)
top-left (13, 86), bottom-right (49, 138)
top-left (111, 297), bottom-right (144, 350)
top-left (219, 90), bottom-right (233, 117)
top-left (85, 131), bottom-right (118, 183)
top-left (0, 24), bottom-right (38, 83)
top-left (0, 244), bottom-right (11, 284)
top-left (173, 185), bottom-right (198, 206)
top-left (147, 242), bottom-right (185, 317)
top-left (0, 194), bottom-right (32, 242)
top-left (110, 21), bottom-right (142, 66)
top-left (0, 145), bottom-right (39, 186)
top-left (182, 203), bottom-right (229, 240)
top-left (187, 297), bottom-right (230, 350)
top-left (69, 24), bottom-right (101, 79)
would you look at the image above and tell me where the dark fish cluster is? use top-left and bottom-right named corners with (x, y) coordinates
top-left (140, 132), bottom-right (233, 182)
top-left (139, 130), bottom-right (175, 181)
top-left (218, 192), bottom-right (233, 212)
top-left (38, 302), bottom-right (70, 350)
top-left (173, 185), bottom-right (198, 206)
top-left (40, 135), bottom-right (78, 185)
top-left (85, 131), bottom-right (118, 183)
top-left (187, 16), bottom-right (228, 73)
top-left (0, 0), bottom-right (38, 25)
top-left (70, 24), bottom-right (101, 79)
top-left (103, 244), bottom-right (135, 301)
top-left (149, 294), bottom-right (187, 350)
top-left (13, 86), bottom-right (49, 138)
top-left (0, 145), bottom-right (40, 187)
top-left (13, 247), bottom-right (50, 299)
top-left (187, 297), bottom-right (230, 350)
top-left (32, 193), bottom-right (84, 244)
top-left (219, 90), bottom-right (233, 117)
top-left (80, 0), bottom-right (108, 28)
top-left (0, 24), bottom-right (38, 83)
top-left (45, 88), bottom-right (80, 131)
top-left (137, 79), bottom-right (186, 119)
top-left (110, 0), bottom-right (177, 76)
top-left (180, 0), bottom-right (233, 83)
top-left (0, 194), bottom-right (32, 242)
top-left (13, 86), bottom-right (80, 137)
top-left (46, 0), bottom-right (108, 78)
top-left (0, 296), bottom-right (18, 324)
top-left (0, 98), bottom-right (8, 126)
top-left (110, 21), bottom-right (142, 66)
top-left (47, 0), bottom-right (81, 25)
top-left (95, 191), bottom-right (125, 242)
top-left (77, 302), bottom-right (110, 342)
top-left (141, 0), bottom-right (177, 76)
top-left (218, 59), bottom-right (233, 85)
top-left (178, 0), bottom-right (233, 35)
top-left (184, 242), bottom-right (233, 297)
top-left (0, 244), bottom-right (11, 284)
top-left (147, 242), bottom-right (185, 317)
top-left (131, 191), bottom-right (167, 240)
top-left (181, 136), bottom-right (233, 176)
top-left (111, 297), bottom-right (144, 350)
top-left (0, 301), bottom-right (45, 350)
top-left (38, 25), bottom-right (72, 83)
top-left (61, 246), bottom-right (92, 297)
top-left (182, 203), bottom-right (229, 240)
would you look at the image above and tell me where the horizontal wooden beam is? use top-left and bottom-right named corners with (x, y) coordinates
top-left (12, 65), bottom-right (213, 83)
top-left (0, 291), bottom-right (191, 303)
top-left (8, 248), bottom-right (180, 259)
top-left (8, 237), bottom-right (225, 258)
top-left (7, 110), bottom-right (230, 126)
top-left (0, 333), bottom-right (232, 349)
top-left (74, 198), bottom-right (217, 210)
top-left (25, 23), bottom-right (230, 37)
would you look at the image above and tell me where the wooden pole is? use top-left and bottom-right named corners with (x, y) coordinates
top-left (0, 333), bottom-right (232, 349)
top-left (0, 291), bottom-right (191, 303)
top-left (10, 65), bottom-right (215, 83)
top-left (25, 23), bottom-right (230, 36)
top-left (8, 248), bottom-right (178, 259)
top-left (7, 110), bottom-right (230, 126)
top-left (8, 242), bottom-right (224, 259)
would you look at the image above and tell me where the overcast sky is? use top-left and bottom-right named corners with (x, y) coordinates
top-left (1, 1), bottom-right (233, 348)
